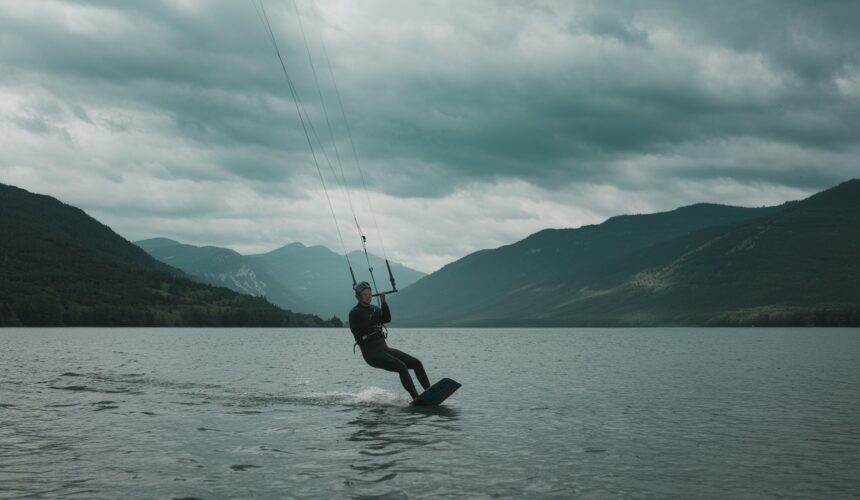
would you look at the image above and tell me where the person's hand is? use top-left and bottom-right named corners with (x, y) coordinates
top-left (379, 292), bottom-right (386, 303)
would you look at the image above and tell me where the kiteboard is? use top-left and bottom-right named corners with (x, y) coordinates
top-left (411, 378), bottom-right (461, 406)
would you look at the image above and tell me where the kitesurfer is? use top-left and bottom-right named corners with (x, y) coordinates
top-left (349, 281), bottom-right (430, 400)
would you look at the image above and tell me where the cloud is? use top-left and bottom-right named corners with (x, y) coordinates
top-left (1, 0), bottom-right (858, 271)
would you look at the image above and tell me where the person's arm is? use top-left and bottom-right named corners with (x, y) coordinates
top-left (349, 308), bottom-right (365, 337)
top-left (380, 300), bottom-right (391, 324)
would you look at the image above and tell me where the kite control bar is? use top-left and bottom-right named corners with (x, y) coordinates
top-left (371, 259), bottom-right (398, 297)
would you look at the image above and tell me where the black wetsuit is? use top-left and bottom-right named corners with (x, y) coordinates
top-left (349, 301), bottom-right (430, 399)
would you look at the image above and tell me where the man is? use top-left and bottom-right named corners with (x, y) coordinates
top-left (349, 281), bottom-right (430, 400)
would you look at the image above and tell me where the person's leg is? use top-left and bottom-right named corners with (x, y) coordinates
top-left (363, 350), bottom-right (420, 399)
top-left (385, 347), bottom-right (431, 390)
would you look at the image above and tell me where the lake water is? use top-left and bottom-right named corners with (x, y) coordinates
top-left (1, 328), bottom-right (859, 499)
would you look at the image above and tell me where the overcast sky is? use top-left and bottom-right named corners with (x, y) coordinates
top-left (1, 1), bottom-right (858, 272)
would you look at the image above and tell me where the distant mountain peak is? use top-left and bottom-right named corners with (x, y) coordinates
top-left (135, 237), bottom-right (181, 248)
top-left (259, 242), bottom-right (309, 257)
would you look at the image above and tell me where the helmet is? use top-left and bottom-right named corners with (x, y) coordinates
top-left (353, 281), bottom-right (371, 296)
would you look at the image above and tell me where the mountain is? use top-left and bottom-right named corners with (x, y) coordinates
top-left (393, 200), bottom-right (789, 325)
top-left (135, 238), bottom-right (310, 315)
top-left (135, 239), bottom-right (425, 320)
top-left (567, 179), bottom-right (860, 327)
top-left (247, 243), bottom-right (426, 319)
top-left (0, 183), bottom-right (337, 327)
top-left (393, 180), bottom-right (860, 326)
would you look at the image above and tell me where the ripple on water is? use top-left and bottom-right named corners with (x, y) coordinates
top-left (344, 472), bottom-right (398, 485)
top-left (48, 384), bottom-right (142, 395)
top-left (50, 385), bottom-right (89, 392)
top-left (229, 464), bottom-right (262, 471)
top-left (232, 445), bottom-right (289, 456)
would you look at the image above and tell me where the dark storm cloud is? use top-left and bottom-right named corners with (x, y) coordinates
top-left (654, 1), bottom-right (860, 83)
top-left (3, 0), bottom-right (857, 196)
top-left (0, 1), bottom-right (321, 180)
top-left (305, 0), bottom-right (859, 195)
top-left (1, 0), bottom-right (858, 270)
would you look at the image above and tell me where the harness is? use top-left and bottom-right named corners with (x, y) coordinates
top-left (353, 325), bottom-right (388, 354)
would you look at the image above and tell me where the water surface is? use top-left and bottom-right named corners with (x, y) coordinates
top-left (1, 328), bottom-right (859, 498)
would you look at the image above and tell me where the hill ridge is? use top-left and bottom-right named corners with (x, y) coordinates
top-left (393, 180), bottom-right (859, 326)
top-left (0, 183), bottom-right (336, 327)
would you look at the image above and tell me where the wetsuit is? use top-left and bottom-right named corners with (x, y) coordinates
top-left (349, 301), bottom-right (430, 399)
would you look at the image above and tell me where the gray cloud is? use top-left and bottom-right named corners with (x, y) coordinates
top-left (1, 0), bottom-right (858, 271)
